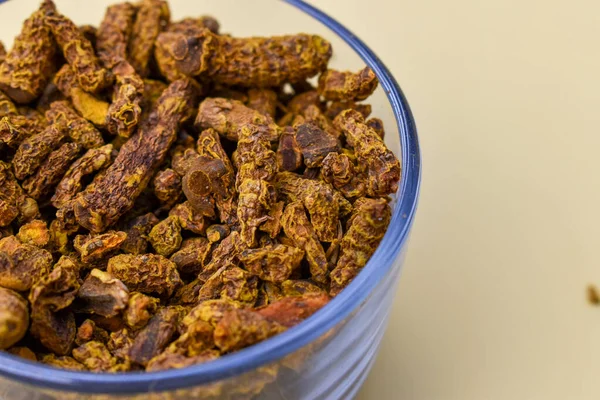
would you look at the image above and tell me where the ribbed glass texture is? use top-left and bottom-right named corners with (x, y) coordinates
top-left (0, 0), bottom-right (420, 399)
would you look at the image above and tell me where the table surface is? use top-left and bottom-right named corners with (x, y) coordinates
top-left (302, 1), bottom-right (600, 399)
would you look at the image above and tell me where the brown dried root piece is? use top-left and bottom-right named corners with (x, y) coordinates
top-left (22, 142), bottom-right (81, 201)
top-left (153, 168), bottom-right (182, 208)
top-left (275, 172), bottom-right (343, 242)
top-left (128, 0), bottom-right (170, 77)
top-left (239, 244), bottom-right (304, 283)
top-left (45, 8), bottom-right (112, 94)
top-left (120, 212), bottom-right (159, 255)
top-left (128, 306), bottom-right (180, 366)
top-left (75, 269), bottom-right (129, 318)
top-left (42, 354), bottom-right (86, 370)
top-left (169, 237), bottom-right (211, 276)
top-left (79, 24), bottom-right (97, 47)
top-left (16, 219), bottom-right (50, 247)
top-left (51, 144), bottom-right (113, 209)
top-left (167, 16), bottom-right (220, 35)
top-left (324, 100), bottom-right (372, 120)
top-left (54, 65), bottom-right (110, 127)
top-left (277, 127), bottom-right (303, 172)
top-left (213, 307), bottom-right (285, 353)
top-left (195, 98), bottom-right (281, 142)
top-left (148, 216), bottom-right (182, 257)
top-left (12, 121), bottom-right (67, 181)
top-left (73, 341), bottom-right (130, 372)
top-left (334, 109), bottom-right (400, 197)
top-left (295, 120), bottom-right (341, 168)
top-left (45, 101), bottom-right (105, 149)
top-left (29, 257), bottom-right (80, 355)
top-left (155, 29), bottom-right (331, 87)
top-left (257, 292), bottom-right (330, 328)
top-left (0, 111), bottom-right (46, 149)
top-left (73, 231), bottom-right (127, 265)
top-left (318, 67), bottom-right (378, 102)
top-left (75, 319), bottom-right (110, 346)
top-left (235, 125), bottom-right (279, 247)
top-left (280, 202), bottom-right (328, 285)
top-left (330, 198), bottom-right (391, 296)
top-left (74, 79), bottom-right (195, 232)
top-left (0, 162), bottom-right (39, 227)
top-left (97, 3), bottom-right (137, 67)
top-left (321, 152), bottom-right (366, 199)
top-left (0, 288), bottom-right (29, 349)
top-left (107, 253), bottom-right (182, 297)
top-left (0, 0), bottom-right (57, 104)
top-left (124, 292), bottom-right (159, 330)
top-left (0, 235), bottom-right (52, 291)
top-left (168, 201), bottom-right (208, 235)
top-left (198, 231), bottom-right (244, 283)
top-left (247, 88), bottom-right (278, 117)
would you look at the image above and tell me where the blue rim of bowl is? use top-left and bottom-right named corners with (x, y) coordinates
top-left (0, 0), bottom-right (421, 394)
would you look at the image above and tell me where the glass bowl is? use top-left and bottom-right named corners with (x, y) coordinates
top-left (0, 0), bottom-right (421, 399)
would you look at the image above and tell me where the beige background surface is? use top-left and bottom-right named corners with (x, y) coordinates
top-left (303, 0), bottom-right (600, 399)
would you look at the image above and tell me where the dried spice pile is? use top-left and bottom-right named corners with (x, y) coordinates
top-left (0, 0), bottom-right (400, 377)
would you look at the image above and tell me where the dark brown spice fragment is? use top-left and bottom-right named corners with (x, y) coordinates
top-left (75, 319), bottom-right (110, 346)
top-left (148, 215), bottom-right (182, 256)
top-left (45, 9), bottom-right (113, 94)
top-left (22, 142), bottom-right (81, 200)
top-left (128, 306), bottom-right (179, 366)
top-left (128, 0), bottom-right (170, 77)
top-left (45, 100), bottom-right (104, 149)
top-left (153, 168), bottom-right (182, 208)
top-left (12, 121), bottom-right (67, 181)
top-left (73, 231), bottom-right (127, 265)
top-left (247, 88), bottom-right (278, 118)
top-left (276, 127), bottom-right (303, 172)
top-left (0, 235), bottom-right (52, 291)
top-left (295, 121), bottom-right (340, 168)
top-left (74, 79), bottom-right (195, 232)
top-left (257, 292), bottom-right (330, 328)
top-left (324, 100), bottom-right (372, 120)
top-left (170, 237), bottom-right (211, 276)
top-left (0, 0), bottom-right (57, 104)
top-left (318, 67), bottom-right (378, 101)
top-left (120, 212), bottom-right (159, 255)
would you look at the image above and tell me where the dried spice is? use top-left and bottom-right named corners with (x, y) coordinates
top-left (73, 231), bottom-right (127, 265)
top-left (0, 288), bottom-right (29, 349)
top-left (257, 292), bottom-right (330, 328)
top-left (170, 237), bottom-right (211, 276)
top-left (51, 144), bottom-right (113, 209)
top-left (334, 109), bottom-right (400, 196)
top-left (295, 120), bottom-right (340, 168)
top-left (281, 202), bottom-right (328, 285)
top-left (124, 292), bottom-right (159, 330)
top-left (324, 100), bottom-right (372, 120)
top-left (13, 121), bottom-right (67, 181)
top-left (195, 98), bottom-right (281, 142)
top-left (153, 168), bottom-right (182, 208)
top-left (247, 88), bottom-right (278, 118)
top-left (128, 306), bottom-right (180, 366)
top-left (107, 253), bottom-right (182, 297)
top-left (276, 172), bottom-right (341, 242)
top-left (75, 319), bottom-right (110, 346)
top-left (240, 244), bottom-right (304, 283)
top-left (148, 215), bottom-right (182, 256)
top-left (318, 67), bottom-right (378, 101)
top-left (16, 219), bottom-right (50, 247)
top-left (0, 0), bottom-right (57, 104)
top-left (75, 269), bottom-right (129, 318)
top-left (128, 0), bottom-right (170, 77)
top-left (6, 346), bottom-right (37, 361)
top-left (54, 64), bottom-right (110, 127)
top-left (22, 142), bottom-right (81, 200)
top-left (330, 198), bottom-right (391, 296)
top-left (45, 10), bottom-right (112, 94)
top-left (74, 79), bottom-right (195, 232)
top-left (214, 307), bottom-right (284, 353)
top-left (0, 1), bottom-right (397, 379)
top-left (42, 354), bottom-right (86, 370)
top-left (0, 235), bottom-right (53, 291)
top-left (277, 127), bottom-right (303, 172)
top-left (45, 101), bottom-right (104, 149)
top-left (73, 341), bottom-right (129, 372)
top-left (155, 29), bottom-right (331, 87)
top-left (120, 212), bottom-right (159, 255)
